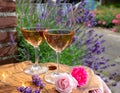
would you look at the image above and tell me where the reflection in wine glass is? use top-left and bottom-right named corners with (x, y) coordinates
top-left (20, 3), bottom-right (48, 75)
top-left (44, 3), bottom-right (75, 84)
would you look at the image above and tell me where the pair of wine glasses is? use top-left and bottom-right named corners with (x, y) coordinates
top-left (20, 3), bottom-right (75, 84)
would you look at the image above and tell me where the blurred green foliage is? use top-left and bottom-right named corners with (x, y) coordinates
top-left (95, 5), bottom-right (120, 28)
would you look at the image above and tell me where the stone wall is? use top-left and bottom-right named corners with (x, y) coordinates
top-left (0, 0), bottom-right (18, 65)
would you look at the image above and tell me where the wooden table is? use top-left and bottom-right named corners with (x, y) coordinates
top-left (0, 61), bottom-right (101, 93)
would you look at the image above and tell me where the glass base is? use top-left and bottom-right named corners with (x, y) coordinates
top-left (45, 71), bottom-right (62, 84)
top-left (24, 64), bottom-right (48, 75)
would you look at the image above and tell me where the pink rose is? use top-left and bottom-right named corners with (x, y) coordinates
top-left (98, 20), bottom-right (102, 24)
top-left (55, 73), bottom-right (77, 93)
top-left (71, 66), bottom-right (88, 87)
top-left (112, 19), bottom-right (119, 24)
top-left (116, 14), bottom-right (120, 19)
top-left (112, 28), bottom-right (117, 32)
top-left (102, 21), bottom-right (106, 25)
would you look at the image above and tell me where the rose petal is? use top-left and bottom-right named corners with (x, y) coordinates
top-left (71, 66), bottom-right (88, 87)
top-left (55, 73), bottom-right (78, 93)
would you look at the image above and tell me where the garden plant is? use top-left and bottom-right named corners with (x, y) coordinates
top-left (112, 13), bottom-right (120, 32)
top-left (95, 4), bottom-right (120, 32)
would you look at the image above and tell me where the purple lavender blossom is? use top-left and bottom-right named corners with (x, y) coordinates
top-left (32, 75), bottom-right (45, 88)
top-left (10, 33), bottom-right (15, 45)
top-left (55, 16), bottom-right (61, 25)
top-left (17, 86), bottom-right (26, 92)
top-left (17, 75), bottom-right (45, 93)
top-left (34, 89), bottom-right (41, 93)
top-left (104, 79), bottom-right (108, 83)
top-left (17, 0), bottom-right (21, 6)
top-left (66, 18), bottom-right (72, 27)
top-left (27, 53), bottom-right (30, 60)
top-left (72, 36), bottom-right (78, 43)
top-left (111, 64), bottom-right (116, 66)
top-left (36, 23), bottom-right (40, 30)
top-left (24, 87), bottom-right (32, 93)
top-left (112, 83), bottom-right (117, 86)
top-left (79, 27), bottom-right (109, 73)
top-left (57, 8), bottom-right (67, 17)
top-left (17, 87), bottom-right (32, 93)
top-left (40, 11), bottom-right (48, 19)
top-left (56, 0), bottom-right (61, 4)
top-left (73, 1), bottom-right (96, 28)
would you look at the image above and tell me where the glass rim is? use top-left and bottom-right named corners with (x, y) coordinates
top-left (48, 2), bottom-right (72, 5)
top-left (47, 3), bottom-right (72, 6)
top-left (20, 3), bottom-right (48, 5)
top-left (45, 28), bottom-right (74, 31)
top-left (20, 3), bottom-right (72, 8)
top-left (43, 29), bottom-right (75, 35)
top-left (21, 27), bottom-right (49, 30)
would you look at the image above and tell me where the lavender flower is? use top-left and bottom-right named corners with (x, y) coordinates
top-left (17, 86), bottom-right (26, 92)
top-left (32, 75), bottom-right (45, 88)
top-left (17, 75), bottom-right (45, 93)
top-left (78, 28), bottom-right (110, 74)
top-left (17, 0), bottom-right (21, 6)
top-left (27, 53), bottom-right (30, 60)
top-left (36, 23), bottom-right (40, 30)
top-left (56, 0), bottom-right (61, 4)
top-left (66, 18), bottom-right (72, 27)
top-left (34, 89), bottom-right (41, 93)
top-left (10, 33), bottom-right (15, 45)
top-left (17, 87), bottom-right (32, 93)
top-left (24, 87), bottom-right (32, 93)
top-left (112, 83), bottom-right (117, 86)
top-left (38, 11), bottom-right (48, 20)
top-left (111, 64), bottom-right (116, 66)
top-left (73, 1), bottom-right (96, 27)
top-left (57, 8), bottom-right (67, 17)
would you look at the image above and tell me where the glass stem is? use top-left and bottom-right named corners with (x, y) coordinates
top-left (56, 51), bottom-right (60, 74)
top-left (34, 46), bottom-right (39, 66)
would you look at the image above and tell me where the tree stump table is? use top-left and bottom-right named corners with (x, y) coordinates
top-left (0, 61), bottom-right (101, 93)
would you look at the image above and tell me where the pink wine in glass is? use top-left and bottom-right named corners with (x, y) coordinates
top-left (21, 28), bottom-right (44, 47)
top-left (44, 29), bottom-right (75, 84)
top-left (21, 27), bottom-right (48, 75)
top-left (44, 29), bottom-right (75, 53)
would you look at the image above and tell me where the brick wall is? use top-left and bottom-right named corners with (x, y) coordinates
top-left (0, 0), bottom-right (18, 65)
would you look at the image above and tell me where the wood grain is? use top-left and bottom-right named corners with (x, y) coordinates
top-left (0, 61), bottom-right (98, 93)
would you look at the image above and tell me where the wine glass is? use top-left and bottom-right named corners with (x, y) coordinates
top-left (44, 3), bottom-right (75, 84)
top-left (20, 3), bottom-right (48, 75)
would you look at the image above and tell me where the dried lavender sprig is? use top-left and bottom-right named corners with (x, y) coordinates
top-left (32, 75), bottom-right (45, 88)
top-left (17, 75), bottom-right (46, 93)
top-left (17, 86), bottom-right (32, 93)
